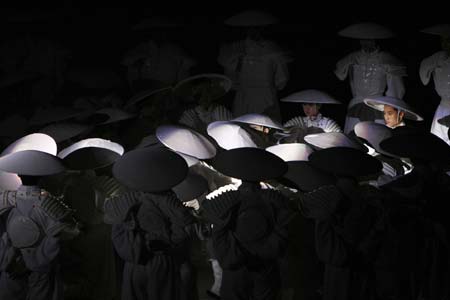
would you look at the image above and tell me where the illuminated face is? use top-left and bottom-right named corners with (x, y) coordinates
top-left (249, 124), bottom-right (270, 134)
top-left (383, 105), bottom-right (404, 128)
top-left (302, 103), bottom-right (320, 118)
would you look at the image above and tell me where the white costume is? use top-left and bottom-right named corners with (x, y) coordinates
top-left (335, 49), bottom-right (406, 133)
top-left (218, 39), bottom-right (290, 121)
top-left (420, 51), bottom-right (450, 144)
top-left (284, 114), bottom-right (342, 133)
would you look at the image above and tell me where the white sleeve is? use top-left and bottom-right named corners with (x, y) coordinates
top-left (419, 52), bottom-right (442, 85)
top-left (334, 53), bottom-right (355, 81)
top-left (323, 118), bottom-right (342, 133)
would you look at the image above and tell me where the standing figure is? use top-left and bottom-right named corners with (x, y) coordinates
top-left (335, 23), bottom-right (406, 134)
top-left (0, 134), bottom-right (79, 300)
top-left (218, 10), bottom-right (291, 122)
top-left (122, 17), bottom-right (196, 93)
top-left (202, 148), bottom-right (295, 300)
top-left (419, 24), bottom-right (450, 145)
top-left (105, 148), bottom-right (196, 300)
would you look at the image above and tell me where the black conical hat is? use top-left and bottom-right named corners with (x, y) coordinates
top-left (113, 148), bottom-right (188, 192)
top-left (211, 147), bottom-right (287, 181)
top-left (309, 147), bottom-right (382, 177)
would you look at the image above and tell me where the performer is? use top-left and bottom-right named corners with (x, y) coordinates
top-left (420, 24), bottom-right (450, 144)
top-left (335, 23), bottom-right (406, 133)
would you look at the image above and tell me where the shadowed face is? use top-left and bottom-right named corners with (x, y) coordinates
top-left (302, 103), bottom-right (321, 118)
top-left (384, 105), bottom-right (404, 128)
top-left (360, 39), bottom-right (378, 53)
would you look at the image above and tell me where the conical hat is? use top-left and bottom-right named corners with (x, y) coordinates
top-left (281, 161), bottom-right (335, 192)
top-left (354, 121), bottom-right (394, 156)
top-left (58, 138), bottom-right (124, 170)
top-left (224, 10), bottom-right (279, 27)
top-left (421, 24), bottom-right (450, 37)
top-left (207, 121), bottom-right (257, 150)
top-left (338, 22), bottom-right (395, 39)
top-left (304, 132), bottom-right (367, 152)
top-left (309, 147), bottom-right (382, 178)
top-left (280, 89), bottom-right (341, 104)
top-left (2, 133), bottom-right (57, 156)
top-left (265, 143), bottom-right (314, 162)
top-left (112, 148), bottom-right (188, 192)
top-left (0, 150), bottom-right (65, 176)
top-left (211, 147), bottom-right (287, 181)
top-left (232, 113), bottom-right (284, 130)
top-left (125, 87), bottom-right (173, 109)
top-left (363, 96), bottom-right (423, 121)
top-left (173, 73), bottom-right (232, 102)
top-left (379, 132), bottom-right (450, 164)
top-left (38, 122), bottom-right (92, 143)
top-left (156, 125), bottom-right (216, 159)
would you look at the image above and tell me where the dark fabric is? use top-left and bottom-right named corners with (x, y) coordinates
top-left (111, 191), bottom-right (196, 300)
top-left (208, 186), bottom-right (294, 300)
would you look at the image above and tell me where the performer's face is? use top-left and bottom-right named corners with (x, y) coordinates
top-left (383, 105), bottom-right (404, 128)
top-left (302, 103), bottom-right (320, 118)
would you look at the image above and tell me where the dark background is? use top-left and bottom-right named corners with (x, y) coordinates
top-left (0, 2), bottom-right (446, 129)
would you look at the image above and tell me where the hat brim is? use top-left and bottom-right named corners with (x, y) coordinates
top-left (211, 147), bottom-right (287, 181)
top-left (0, 150), bottom-right (65, 176)
top-left (280, 89), bottom-right (341, 104)
top-left (173, 74), bottom-right (232, 102)
top-left (364, 98), bottom-right (423, 121)
top-left (280, 161), bottom-right (335, 192)
top-left (156, 125), bottom-right (217, 159)
top-left (113, 148), bottom-right (188, 192)
top-left (309, 147), bottom-right (382, 178)
top-left (379, 133), bottom-right (450, 163)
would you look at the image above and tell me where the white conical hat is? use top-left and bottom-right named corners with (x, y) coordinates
top-left (232, 113), bottom-right (284, 130)
top-left (265, 143), bottom-right (314, 162)
top-left (207, 121), bottom-right (257, 150)
top-left (304, 132), bottom-right (367, 151)
top-left (363, 96), bottom-right (423, 121)
top-left (224, 10), bottom-right (279, 27)
top-left (421, 24), bottom-right (450, 37)
top-left (39, 122), bottom-right (92, 143)
top-left (0, 150), bottom-right (65, 176)
top-left (280, 89), bottom-right (341, 104)
top-left (156, 125), bottom-right (216, 159)
top-left (2, 133), bottom-right (57, 156)
top-left (354, 121), bottom-right (393, 155)
top-left (338, 22), bottom-right (395, 39)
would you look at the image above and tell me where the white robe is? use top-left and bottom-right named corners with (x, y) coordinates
top-left (218, 39), bottom-right (291, 122)
top-left (335, 49), bottom-right (406, 133)
top-left (420, 51), bottom-right (450, 145)
top-left (284, 114), bottom-right (342, 133)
